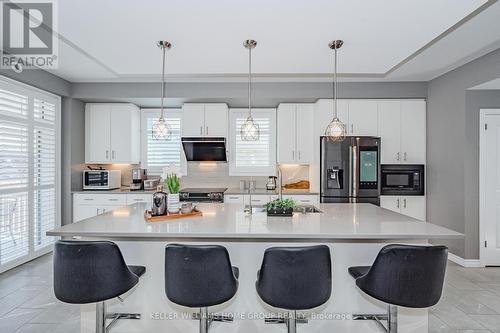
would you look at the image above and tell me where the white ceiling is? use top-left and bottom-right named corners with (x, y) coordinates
top-left (45, 0), bottom-right (500, 82)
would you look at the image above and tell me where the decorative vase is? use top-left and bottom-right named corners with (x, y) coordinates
top-left (168, 193), bottom-right (180, 214)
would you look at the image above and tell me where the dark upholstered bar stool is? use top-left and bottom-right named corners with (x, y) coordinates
top-left (348, 244), bottom-right (448, 333)
top-left (164, 244), bottom-right (239, 333)
top-left (256, 245), bottom-right (332, 333)
top-left (53, 240), bottom-right (146, 333)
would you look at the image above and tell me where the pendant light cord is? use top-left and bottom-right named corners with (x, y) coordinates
top-left (160, 45), bottom-right (166, 120)
top-left (248, 47), bottom-right (252, 119)
top-left (333, 44), bottom-right (338, 119)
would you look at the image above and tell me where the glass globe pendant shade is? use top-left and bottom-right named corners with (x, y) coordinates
top-left (152, 117), bottom-right (172, 140)
top-left (240, 116), bottom-right (260, 141)
top-left (325, 117), bottom-right (346, 142)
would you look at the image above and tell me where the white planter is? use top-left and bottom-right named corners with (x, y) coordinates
top-left (168, 193), bottom-right (180, 214)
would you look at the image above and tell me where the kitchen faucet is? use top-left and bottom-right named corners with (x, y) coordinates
top-left (277, 166), bottom-right (283, 200)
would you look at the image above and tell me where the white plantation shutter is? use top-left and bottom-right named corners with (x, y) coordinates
top-left (0, 77), bottom-right (60, 272)
top-left (140, 109), bottom-right (186, 176)
top-left (229, 109), bottom-right (276, 176)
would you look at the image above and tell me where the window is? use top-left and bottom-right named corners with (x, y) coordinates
top-left (229, 108), bottom-right (276, 176)
top-left (0, 76), bottom-right (60, 272)
top-left (140, 109), bottom-right (186, 176)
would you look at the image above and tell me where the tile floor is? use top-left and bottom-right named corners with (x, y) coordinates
top-left (1, 254), bottom-right (500, 332)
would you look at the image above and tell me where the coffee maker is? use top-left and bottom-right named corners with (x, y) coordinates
top-left (130, 169), bottom-right (147, 191)
top-left (266, 176), bottom-right (277, 190)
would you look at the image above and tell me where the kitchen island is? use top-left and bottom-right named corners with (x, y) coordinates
top-left (47, 203), bottom-right (462, 333)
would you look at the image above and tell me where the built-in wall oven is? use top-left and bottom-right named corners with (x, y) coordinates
top-left (380, 164), bottom-right (424, 196)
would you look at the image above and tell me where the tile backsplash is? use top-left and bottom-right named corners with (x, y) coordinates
top-left (83, 162), bottom-right (310, 190)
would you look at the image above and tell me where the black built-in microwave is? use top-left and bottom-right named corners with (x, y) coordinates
top-left (380, 164), bottom-right (424, 196)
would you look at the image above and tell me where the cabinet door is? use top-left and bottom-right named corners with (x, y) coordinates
top-left (296, 104), bottom-right (314, 164)
top-left (348, 100), bottom-right (378, 136)
top-left (85, 104), bottom-right (111, 163)
top-left (73, 204), bottom-right (100, 222)
top-left (248, 195), bottom-right (270, 205)
top-left (401, 196), bottom-right (426, 221)
top-left (277, 104), bottom-right (297, 163)
top-left (283, 194), bottom-right (319, 206)
top-left (126, 194), bottom-right (152, 205)
top-left (110, 105), bottom-right (140, 163)
top-left (204, 104), bottom-right (228, 137)
top-left (182, 104), bottom-right (205, 136)
top-left (378, 101), bottom-right (402, 164)
top-left (401, 100), bottom-right (426, 164)
top-left (380, 196), bottom-right (401, 214)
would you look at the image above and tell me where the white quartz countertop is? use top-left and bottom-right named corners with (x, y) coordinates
top-left (48, 203), bottom-right (462, 241)
top-left (224, 188), bottom-right (319, 195)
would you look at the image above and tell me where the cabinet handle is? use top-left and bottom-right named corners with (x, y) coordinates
top-left (396, 198), bottom-right (400, 209)
top-left (106, 150), bottom-right (109, 159)
top-left (397, 152), bottom-right (400, 161)
top-left (112, 150), bottom-right (115, 159)
top-left (403, 198), bottom-right (407, 209)
top-left (84, 198), bottom-right (94, 201)
top-left (351, 124), bottom-right (354, 133)
top-left (292, 151), bottom-right (295, 160)
top-left (108, 198), bottom-right (119, 201)
top-left (228, 196), bottom-right (239, 199)
top-left (206, 126), bottom-right (208, 135)
top-left (200, 126), bottom-right (203, 135)
top-left (134, 198), bottom-right (143, 201)
top-left (97, 208), bottom-right (101, 215)
top-left (404, 152), bottom-right (407, 161)
top-left (298, 151), bottom-right (301, 160)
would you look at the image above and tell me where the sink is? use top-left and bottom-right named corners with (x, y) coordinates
top-left (244, 205), bottom-right (322, 214)
top-left (294, 205), bottom-right (323, 213)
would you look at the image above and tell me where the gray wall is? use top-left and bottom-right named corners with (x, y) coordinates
top-left (427, 47), bottom-right (500, 259)
top-left (61, 98), bottom-right (85, 225)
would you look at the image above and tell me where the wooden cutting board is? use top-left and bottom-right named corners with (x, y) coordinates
top-left (144, 210), bottom-right (202, 222)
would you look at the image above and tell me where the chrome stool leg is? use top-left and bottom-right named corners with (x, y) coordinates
top-left (192, 307), bottom-right (234, 333)
top-left (95, 301), bottom-right (141, 333)
top-left (353, 304), bottom-right (398, 333)
top-left (286, 311), bottom-right (297, 333)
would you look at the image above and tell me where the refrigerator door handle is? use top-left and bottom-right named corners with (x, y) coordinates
top-left (352, 144), bottom-right (358, 198)
top-left (349, 145), bottom-right (353, 197)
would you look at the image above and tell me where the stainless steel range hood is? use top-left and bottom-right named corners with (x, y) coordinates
top-left (181, 137), bottom-right (227, 162)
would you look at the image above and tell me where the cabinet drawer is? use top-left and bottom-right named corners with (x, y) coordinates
top-left (224, 195), bottom-right (245, 204)
top-left (126, 194), bottom-right (152, 205)
top-left (74, 193), bottom-right (126, 206)
top-left (247, 195), bottom-right (270, 205)
top-left (282, 195), bottom-right (319, 206)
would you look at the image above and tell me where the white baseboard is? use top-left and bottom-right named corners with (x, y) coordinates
top-left (448, 252), bottom-right (483, 268)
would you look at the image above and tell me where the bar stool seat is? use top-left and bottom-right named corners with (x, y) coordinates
top-left (348, 244), bottom-right (448, 333)
top-left (256, 245), bottom-right (332, 333)
top-left (128, 265), bottom-right (146, 277)
top-left (165, 244), bottom-right (239, 333)
top-left (53, 240), bottom-right (145, 333)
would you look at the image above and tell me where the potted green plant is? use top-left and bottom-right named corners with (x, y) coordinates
top-left (264, 198), bottom-right (297, 217)
top-left (162, 166), bottom-right (182, 214)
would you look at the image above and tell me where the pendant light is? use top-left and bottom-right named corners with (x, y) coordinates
top-left (325, 40), bottom-right (346, 142)
top-left (152, 40), bottom-right (172, 140)
top-left (240, 39), bottom-right (260, 141)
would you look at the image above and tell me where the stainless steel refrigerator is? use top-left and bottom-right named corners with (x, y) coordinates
top-left (320, 136), bottom-right (381, 205)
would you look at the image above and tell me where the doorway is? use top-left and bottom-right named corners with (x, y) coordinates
top-left (480, 109), bottom-right (500, 265)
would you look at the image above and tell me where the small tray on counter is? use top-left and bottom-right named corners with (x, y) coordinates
top-left (144, 209), bottom-right (202, 222)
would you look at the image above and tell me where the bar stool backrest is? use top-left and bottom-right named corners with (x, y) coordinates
top-left (53, 240), bottom-right (139, 304)
top-left (164, 244), bottom-right (238, 308)
top-left (356, 244), bottom-right (448, 308)
top-left (256, 245), bottom-right (332, 310)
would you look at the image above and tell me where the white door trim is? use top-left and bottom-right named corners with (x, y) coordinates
top-left (479, 108), bottom-right (500, 266)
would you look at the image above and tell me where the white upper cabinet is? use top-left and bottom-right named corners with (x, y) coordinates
top-left (378, 101), bottom-right (402, 164)
top-left (377, 100), bottom-right (426, 164)
top-left (277, 103), bottom-right (314, 164)
top-left (400, 100), bottom-right (426, 164)
top-left (85, 103), bottom-right (140, 164)
top-left (277, 104), bottom-right (296, 164)
top-left (182, 103), bottom-right (228, 137)
top-left (348, 100), bottom-right (378, 136)
top-left (296, 104), bottom-right (314, 163)
top-left (182, 103), bottom-right (205, 136)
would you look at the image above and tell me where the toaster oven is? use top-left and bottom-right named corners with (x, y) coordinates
top-left (83, 170), bottom-right (121, 190)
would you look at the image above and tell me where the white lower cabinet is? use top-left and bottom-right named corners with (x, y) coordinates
top-left (282, 195), bottom-right (319, 206)
top-left (224, 195), bottom-right (247, 204)
top-left (380, 196), bottom-right (426, 221)
top-left (73, 193), bottom-right (151, 222)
